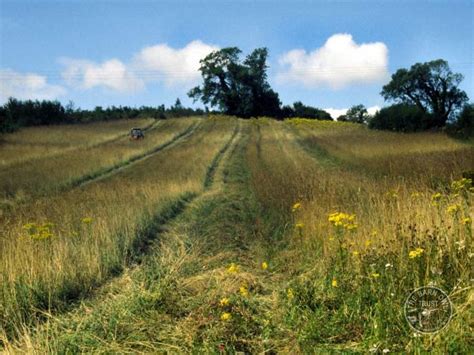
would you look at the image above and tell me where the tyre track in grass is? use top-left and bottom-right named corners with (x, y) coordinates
top-left (69, 120), bottom-right (202, 188)
top-left (0, 120), bottom-right (195, 212)
top-left (75, 117), bottom-right (162, 151)
top-left (2, 120), bottom-right (242, 350)
top-left (126, 120), bottom-right (241, 264)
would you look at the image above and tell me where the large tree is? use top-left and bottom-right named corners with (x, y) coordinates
top-left (188, 47), bottom-right (281, 118)
top-left (381, 59), bottom-right (468, 128)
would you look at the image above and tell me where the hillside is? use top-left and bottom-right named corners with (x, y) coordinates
top-left (1, 117), bottom-right (473, 353)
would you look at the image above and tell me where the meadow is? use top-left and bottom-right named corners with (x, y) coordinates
top-left (0, 117), bottom-right (472, 353)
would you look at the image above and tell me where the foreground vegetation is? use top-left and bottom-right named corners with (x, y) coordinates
top-left (1, 117), bottom-right (473, 352)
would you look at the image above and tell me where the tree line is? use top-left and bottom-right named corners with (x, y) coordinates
top-left (189, 48), bottom-right (471, 136)
top-left (0, 98), bottom-right (207, 133)
top-left (1, 47), bottom-right (471, 137)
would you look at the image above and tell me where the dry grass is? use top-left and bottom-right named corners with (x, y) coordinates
top-left (0, 118), bottom-right (197, 205)
top-left (1, 117), bottom-right (472, 353)
top-left (0, 118), bottom-right (154, 167)
top-left (247, 118), bottom-right (473, 352)
top-left (288, 118), bottom-right (474, 184)
top-left (0, 116), bottom-right (236, 341)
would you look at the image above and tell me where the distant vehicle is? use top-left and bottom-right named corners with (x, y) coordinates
top-left (130, 128), bottom-right (145, 140)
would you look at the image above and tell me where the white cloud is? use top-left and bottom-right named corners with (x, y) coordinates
top-left (60, 40), bottom-right (219, 93)
top-left (60, 58), bottom-right (144, 93)
top-left (0, 69), bottom-right (66, 103)
top-left (132, 40), bottom-right (219, 86)
top-left (324, 105), bottom-right (381, 120)
top-left (324, 108), bottom-right (348, 120)
top-left (367, 105), bottom-right (380, 115)
top-left (277, 33), bottom-right (389, 89)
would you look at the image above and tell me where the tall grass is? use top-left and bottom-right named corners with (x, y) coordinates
top-left (247, 118), bottom-right (473, 352)
top-left (0, 118), bottom-right (197, 205)
top-left (0, 116), bottom-right (236, 342)
top-left (2, 117), bottom-right (472, 353)
top-left (0, 118), bottom-right (154, 167)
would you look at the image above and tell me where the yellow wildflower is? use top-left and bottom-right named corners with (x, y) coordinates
top-left (261, 261), bottom-right (268, 270)
top-left (227, 263), bottom-right (239, 274)
top-left (461, 217), bottom-right (471, 225)
top-left (446, 204), bottom-right (460, 214)
top-left (451, 178), bottom-right (472, 193)
top-left (220, 312), bottom-right (232, 321)
top-left (371, 273), bottom-right (380, 279)
top-left (81, 217), bottom-right (93, 224)
top-left (239, 285), bottom-right (249, 297)
top-left (431, 193), bottom-right (442, 206)
top-left (286, 288), bottom-right (294, 300)
top-left (409, 248), bottom-right (424, 259)
top-left (295, 222), bottom-right (304, 229)
top-left (219, 297), bottom-right (230, 307)
top-left (292, 202), bottom-right (302, 212)
top-left (328, 212), bottom-right (357, 230)
top-left (352, 251), bottom-right (359, 256)
top-left (331, 279), bottom-right (338, 288)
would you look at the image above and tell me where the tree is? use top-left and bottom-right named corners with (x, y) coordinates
top-left (173, 98), bottom-right (183, 110)
top-left (446, 103), bottom-right (474, 138)
top-left (346, 104), bottom-right (369, 124)
top-left (368, 104), bottom-right (431, 132)
top-left (381, 59), bottom-right (468, 128)
top-left (188, 47), bottom-right (281, 118)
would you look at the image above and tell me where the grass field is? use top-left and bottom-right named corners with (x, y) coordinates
top-left (1, 117), bottom-right (473, 353)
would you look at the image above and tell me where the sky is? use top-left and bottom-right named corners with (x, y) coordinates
top-left (0, 0), bottom-right (473, 118)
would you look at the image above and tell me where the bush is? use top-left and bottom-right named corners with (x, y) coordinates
top-left (368, 104), bottom-right (433, 132)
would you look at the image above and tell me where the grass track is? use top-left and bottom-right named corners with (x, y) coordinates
top-left (1, 117), bottom-right (473, 353)
top-left (0, 118), bottom-right (197, 205)
top-left (0, 117), bottom-right (238, 344)
top-left (77, 120), bottom-right (201, 188)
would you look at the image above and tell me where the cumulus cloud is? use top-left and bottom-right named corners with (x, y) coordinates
top-left (277, 34), bottom-right (389, 89)
top-left (132, 40), bottom-right (219, 86)
top-left (60, 58), bottom-right (145, 93)
top-left (60, 40), bottom-right (219, 93)
top-left (0, 69), bottom-right (66, 103)
top-left (324, 105), bottom-right (381, 120)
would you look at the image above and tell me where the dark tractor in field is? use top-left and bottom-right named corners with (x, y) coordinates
top-left (130, 128), bottom-right (145, 140)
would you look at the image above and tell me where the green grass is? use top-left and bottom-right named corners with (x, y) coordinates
top-left (1, 117), bottom-right (473, 353)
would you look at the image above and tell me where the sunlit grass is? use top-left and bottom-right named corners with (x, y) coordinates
top-left (0, 118), bottom-right (197, 205)
top-left (0, 118), bottom-right (154, 167)
top-left (1, 117), bottom-right (472, 353)
top-left (0, 116), bottom-right (236, 341)
top-left (249, 119), bottom-right (473, 352)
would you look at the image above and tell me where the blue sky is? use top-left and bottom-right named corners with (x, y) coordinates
top-left (0, 0), bottom-right (472, 117)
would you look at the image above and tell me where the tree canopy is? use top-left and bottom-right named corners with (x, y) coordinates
top-left (188, 47), bottom-right (281, 118)
top-left (381, 59), bottom-right (468, 128)
top-left (345, 104), bottom-right (369, 124)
